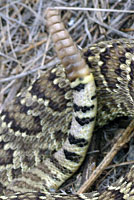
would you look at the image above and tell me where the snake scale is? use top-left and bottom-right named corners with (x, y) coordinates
top-left (0, 8), bottom-right (134, 199)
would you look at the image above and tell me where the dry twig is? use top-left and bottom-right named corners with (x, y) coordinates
top-left (77, 120), bottom-right (134, 194)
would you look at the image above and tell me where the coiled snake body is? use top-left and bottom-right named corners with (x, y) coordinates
top-left (0, 9), bottom-right (134, 199)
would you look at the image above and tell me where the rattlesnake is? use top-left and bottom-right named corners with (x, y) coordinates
top-left (0, 8), bottom-right (134, 199)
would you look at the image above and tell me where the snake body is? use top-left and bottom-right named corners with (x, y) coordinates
top-left (0, 9), bottom-right (134, 199)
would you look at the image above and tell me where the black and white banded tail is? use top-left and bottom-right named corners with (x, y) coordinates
top-left (5, 9), bottom-right (97, 195)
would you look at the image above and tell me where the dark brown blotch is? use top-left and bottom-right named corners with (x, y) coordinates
top-left (114, 68), bottom-right (122, 76)
top-left (119, 56), bottom-right (126, 64)
top-left (83, 49), bottom-right (95, 57)
top-left (125, 47), bottom-right (134, 54)
top-left (129, 61), bottom-right (134, 80)
top-left (100, 65), bottom-right (108, 75)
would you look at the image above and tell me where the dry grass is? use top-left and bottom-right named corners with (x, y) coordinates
top-left (0, 0), bottom-right (134, 194)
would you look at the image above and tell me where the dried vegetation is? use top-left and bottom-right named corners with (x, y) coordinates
top-left (0, 0), bottom-right (134, 194)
